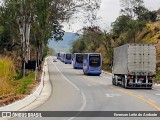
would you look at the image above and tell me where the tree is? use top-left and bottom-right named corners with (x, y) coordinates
top-left (0, 0), bottom-right (101, 76)
top-left (127, 19), bottom-right (146, 43)
top-left (72, 39), bottom-right (86, 53)
top-left (82, 26), bottom-right (102, 52)
top-left (120, 0), bottom-right (144, 18)
top-left (113, 0), bottom-right (147, 44)
top-left (133, 5), bottom-right (157, 22)
top-left (111, 15), bottom-right (132, 39)
top-left (120, 0), bottom-right (156, 22)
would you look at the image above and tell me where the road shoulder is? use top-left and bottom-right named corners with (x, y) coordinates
top-left (0, 57), bottom-right (51, 111)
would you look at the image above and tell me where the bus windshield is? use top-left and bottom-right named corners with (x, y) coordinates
top-left (76, 54), bottom-right (83, 63)
top-left (57, 53), bottom-right (60, 57)
top-left (66, 54), bottom-right (71, 60)
top-left (89, 54), bottom-right (100, 67)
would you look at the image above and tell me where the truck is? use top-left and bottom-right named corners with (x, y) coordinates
top-left (112, 44), bottom-right (156, 89)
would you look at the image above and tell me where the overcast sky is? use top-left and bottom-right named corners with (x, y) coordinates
top-left (1, 0), bottom-right (159, 32)
top-left (63, 0), bottom-right (160, 32)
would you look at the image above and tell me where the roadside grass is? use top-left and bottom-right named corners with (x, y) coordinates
top-left (13, 72), bottom-right (35, 94)
top-left (0, 57), bottom-right (35, 97)
top-left (156, 70), bottom-right (160, 83)
top-left (0, 57), bottom-right (16, 96)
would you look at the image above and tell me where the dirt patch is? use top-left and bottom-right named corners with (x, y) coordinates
top-left (0, 94), bottom-right (26, 107)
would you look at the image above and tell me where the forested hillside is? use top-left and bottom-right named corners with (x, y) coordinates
top-left (71, 0), bottom-right (160, 81)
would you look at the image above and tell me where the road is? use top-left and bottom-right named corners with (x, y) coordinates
top-left (12, 56), bottom-right (160, 120)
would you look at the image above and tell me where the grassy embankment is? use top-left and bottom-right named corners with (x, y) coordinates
top-left (0, 57), bottom-right (36, 106)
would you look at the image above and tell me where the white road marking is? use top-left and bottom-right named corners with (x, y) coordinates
top-left (105, 94), bottom-right (121, 97)
top-left (53, 63), bottom-right (80, 91)
top-left (52, 62), bottom-right (87, 120)
top-left (102, 76), bottom-right (111, 79)
top-left (105, 94), bottom-right (114, 97)
top-left (155, 93), bottom-right (160, 96)
top-left (87, 83), bottom-right (97, 86)
top-left (110, 94), bottom-right (121, 96)
top-left (80, 92), bottom-right (87, 111)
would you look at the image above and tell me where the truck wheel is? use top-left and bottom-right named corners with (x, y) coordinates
top-left (122, 77), bottom-right (125, 88)
top-left (115, 76), bottom-right (118, 86)
top-left (112, 78), bottom-right (115, 85)
top-left (124, 79), bottom-right (128, 88)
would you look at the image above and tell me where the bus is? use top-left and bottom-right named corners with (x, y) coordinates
top-left (57, 52), bottom-right (60, 59)
top-left (60, 52), bottom-right (65, 62)
top-left (73, 53), bottom-right (83, 69)
top-left (83, 53), bottom-right (102, 75)
top-left (63, 53), bottom-right (72, 64)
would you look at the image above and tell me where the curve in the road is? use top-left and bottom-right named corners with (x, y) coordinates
top-left (53, 62), bottom-right (87, 120)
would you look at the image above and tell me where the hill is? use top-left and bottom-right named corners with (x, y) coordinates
top-left (135, 21), bottom-right (160, 81)
top-left (136, 21), bottom-right (160, 63)
top-left (48, 32), bottom-right (79, 53)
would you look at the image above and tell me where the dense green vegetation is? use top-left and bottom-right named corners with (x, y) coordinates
top-left (15, 72), bottom-right (35, 94)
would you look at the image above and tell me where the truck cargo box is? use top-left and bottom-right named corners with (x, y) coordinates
top-left (112, 44), bottom-right (156, 76)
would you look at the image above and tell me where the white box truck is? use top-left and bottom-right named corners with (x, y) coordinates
top-left (112, 44), bottom-right (156, 88)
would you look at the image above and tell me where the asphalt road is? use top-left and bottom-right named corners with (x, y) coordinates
top-left (11, 56), bottom-right (160, 120)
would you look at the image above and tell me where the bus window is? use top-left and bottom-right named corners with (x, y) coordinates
top-left (66, 54), bottom-right (71, 60)
top-left (89, 55), bottom-right (100, 67)
top-left (76, 54), bottom-right (83, 63)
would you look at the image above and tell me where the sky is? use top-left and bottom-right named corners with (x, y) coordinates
top-left (0, 0), bottom-right (159, 33)
top-left (63, 0), bottom-right (160, 32)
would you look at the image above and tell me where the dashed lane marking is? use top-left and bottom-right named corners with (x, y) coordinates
top-left (110, 86), bottom-right (160, 111)
top-left (105, 94), bottom-right (121, 97)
